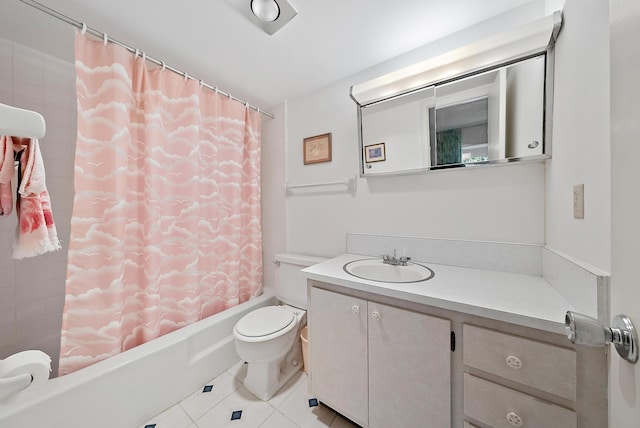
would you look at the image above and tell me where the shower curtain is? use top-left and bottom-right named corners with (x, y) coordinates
top-left (59, 33), bottom-right (262, 375)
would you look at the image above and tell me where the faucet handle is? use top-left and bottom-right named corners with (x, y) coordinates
top-left (398, 256), bottom-right (411, 266)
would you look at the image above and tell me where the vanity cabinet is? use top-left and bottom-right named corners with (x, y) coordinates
top-left (309, 287), bottom-right (368, 425)
top-left (309, 286), bottom-right (451, 428)
top-left (463, 324), bottom-right (578, 428)
top-left (303, 253), bottom-right (607, 427)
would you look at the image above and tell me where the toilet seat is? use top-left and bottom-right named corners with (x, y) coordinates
top-left (235, 306), bottom-right (297, 342)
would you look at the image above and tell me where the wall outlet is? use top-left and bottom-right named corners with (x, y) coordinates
top-left (573, 184), bottom-right (585, 219)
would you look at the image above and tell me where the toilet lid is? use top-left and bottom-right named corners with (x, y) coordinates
top-left (235, 306), bottom-right (296, 338)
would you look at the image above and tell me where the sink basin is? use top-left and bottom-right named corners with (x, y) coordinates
top-left (343, 259), bottom-right (435, 283)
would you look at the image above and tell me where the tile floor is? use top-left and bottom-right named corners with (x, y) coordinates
top-left (139, 360), bottom-right (360, 428)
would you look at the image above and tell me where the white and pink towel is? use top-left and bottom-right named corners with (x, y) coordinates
top-left (0, 135), bottom-right (60, 259)
top-left (0, 134), bottom-right (14, 217)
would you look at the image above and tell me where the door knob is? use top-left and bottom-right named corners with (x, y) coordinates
top-left (565, 311), bottom-right (638, 363)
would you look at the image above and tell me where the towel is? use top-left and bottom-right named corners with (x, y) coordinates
top-left (0, 135), bottom-right (14, 217)
top-left (5, 136), bottom-right (61, 259)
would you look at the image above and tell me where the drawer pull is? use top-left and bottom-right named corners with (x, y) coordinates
top-left (371, 311), bottom-right (381, 320)
top-left (506, 411), bottom-right (523, 427)
top-left (506, 355), bottom-right (523, 370)
top-left (352, 305), bottom-right (360, 315)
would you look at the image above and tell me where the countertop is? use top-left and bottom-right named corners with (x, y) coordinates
top-left (302, 253), bottom-right (575, 335)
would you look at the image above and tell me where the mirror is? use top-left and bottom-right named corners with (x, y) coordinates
top-left (358, 54), bottom-right (548, 176)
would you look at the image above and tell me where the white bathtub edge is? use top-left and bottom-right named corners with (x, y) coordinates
top-left (0, 289), bottom-right (277, 428)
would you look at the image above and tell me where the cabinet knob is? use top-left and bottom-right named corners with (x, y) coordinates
top-left (371, 311), bottom-right (381, 320)
top-left (352, 305), bottom-right (360, 315)
top-left (506, 412), bottom-right (523, 427)
top-left (506, 355), bottom-right (523, 370)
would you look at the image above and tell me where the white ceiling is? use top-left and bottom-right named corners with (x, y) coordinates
top-left (0, 0), bottom-right (532, 111)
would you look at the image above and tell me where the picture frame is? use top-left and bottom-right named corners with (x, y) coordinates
top-left (364, 142), bottom-right (386, 163)
top-left (303, 133), bottom-right (332, 165)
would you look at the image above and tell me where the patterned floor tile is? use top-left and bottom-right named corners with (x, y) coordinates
top-left (259, 410), bottom-right (300, 428)
top-left (277, 377), bottom-right (337, 428)
top-left (145, 361), bottom-right (360, 428)
top-left (179, 371), bottom-right (242, 420)
top-left (196, 385), bottom-right (275, 427)
top-left (139, 404), bottom-right (194, 428)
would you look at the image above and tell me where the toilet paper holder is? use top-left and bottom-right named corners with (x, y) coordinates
top-left (565, 311), bottom-right (638, 364)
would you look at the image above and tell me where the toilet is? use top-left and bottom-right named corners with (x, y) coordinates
top-left (233, 253), bottom-right (326, 401)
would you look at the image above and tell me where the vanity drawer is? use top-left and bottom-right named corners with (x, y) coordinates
top-left (463, 324), bottom-right (576, 400)
top-left (464, 374), bottom-right (577, 428)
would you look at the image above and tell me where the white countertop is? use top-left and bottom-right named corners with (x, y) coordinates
top-left (302, 253), bottom-right (576, 335)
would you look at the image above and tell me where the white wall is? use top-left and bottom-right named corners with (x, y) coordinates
top-left (0, 37), bottom-right (76, 377)
top-left (265, 3), bottom-right (559, 258)
top-left (260, 102), bottom-right (287, 290)
top-left (609, 0), bottom-right (640, 425)
top-left (285, 85), bottom-right (545, 257)
top-left (545, 0), bottom-right (611, 272)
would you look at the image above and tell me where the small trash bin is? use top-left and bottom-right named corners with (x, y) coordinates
top-left (300, 326), bottom-right (309, 374)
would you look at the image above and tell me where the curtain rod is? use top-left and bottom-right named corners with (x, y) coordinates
top-left (18, 0), bottom-right (275, 120)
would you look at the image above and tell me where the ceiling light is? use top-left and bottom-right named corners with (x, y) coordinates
top-left (251, 0), bottom-right (280, 22)
top-left (226, 0), bottom-right (297, 35)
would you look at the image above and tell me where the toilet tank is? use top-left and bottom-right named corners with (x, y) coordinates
top-left (274, 253), bottom-right (328, 309)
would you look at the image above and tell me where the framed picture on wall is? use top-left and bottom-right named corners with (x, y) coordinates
top-left (364, 142), bottom-right (386, 162)
top-left (303, 133), bottom-right (332, 164)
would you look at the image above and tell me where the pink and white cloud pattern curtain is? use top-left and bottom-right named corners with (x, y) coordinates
top-left (59, 33), bottom-right (262, 375)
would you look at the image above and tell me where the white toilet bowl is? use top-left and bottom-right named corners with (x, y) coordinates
top-left (233, 253), bottom-right (326, 401)
top-left (233, 305), bottom-right (306, 400)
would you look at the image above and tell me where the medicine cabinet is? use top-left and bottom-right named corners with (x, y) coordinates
top-left (351, 11), bottom-right (562, 177)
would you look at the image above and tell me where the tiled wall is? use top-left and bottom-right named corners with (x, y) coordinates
top-left (0, 36), bottom-right (76, 377)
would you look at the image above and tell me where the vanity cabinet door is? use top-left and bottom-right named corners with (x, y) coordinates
top-left (368, 302), bottom-right (451, 428)
top-left (309, 287), bottom-right (369, 426)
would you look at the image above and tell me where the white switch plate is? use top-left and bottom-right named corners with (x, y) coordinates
top-left (573, 184), bottom-right (584, 219)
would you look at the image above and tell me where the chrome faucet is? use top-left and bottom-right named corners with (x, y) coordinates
top-left (382, 249), bottom-right (411, 266)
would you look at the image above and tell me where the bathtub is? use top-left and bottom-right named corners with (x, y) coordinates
top-left (0, 289), bottom-right (277, 428)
